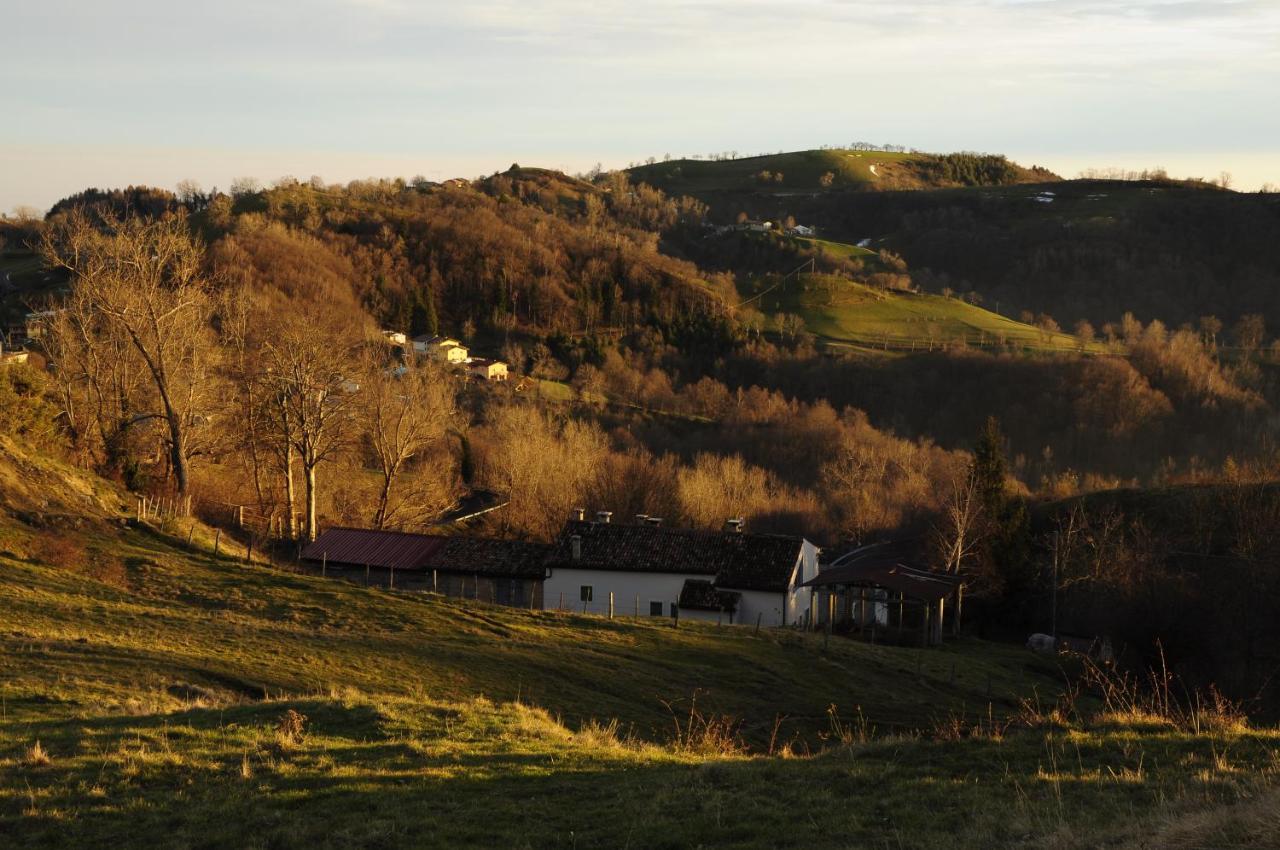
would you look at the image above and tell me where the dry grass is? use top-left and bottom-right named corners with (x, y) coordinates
top-left (23, 740), bottom-right (51, 767)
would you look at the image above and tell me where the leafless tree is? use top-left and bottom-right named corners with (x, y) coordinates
top-left (42, 210), bottom-right (217, 499)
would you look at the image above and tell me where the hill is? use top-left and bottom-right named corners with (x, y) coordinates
top-left (628, 149), bottom-right (1058, 198)
top-left (741, 273), bottom-right (1098, 354)
top-left (0, 441), bottom-right (1277, 847)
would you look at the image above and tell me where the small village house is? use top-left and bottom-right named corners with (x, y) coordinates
top-left (468, 358), bottom-right (509, 382)
top-left (412, 334), bottom-right (469, 363)
top-left (301, 528), bottom-right (548, 607)
top-left (381, 330), bottom-right (408, 347)
top-left (542, 511), bottom-right (819, 626)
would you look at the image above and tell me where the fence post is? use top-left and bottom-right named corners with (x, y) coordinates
top-left (432, 569), bottom-right (438, 592)
top-left (235, 505), bottom-right (244, 528)
top-left (213, 529), bottom-right (221, 559)
top-left (186, 523), bottom-right (195, 546)
top-left (136, 497), bottom-right (143, 522)
top-left (389, 565), bottom-right (395, 590)
top-left (635, 595), bottom-right (640, 618)
top-left (322, 552), bottom-right (327, 577)
top-left (755, 612), bottom-right (762, 636)
top-left (608, 592), bottom-right (614, 619)
top-left (365, 564), bottom-right (370, 587)
top-left (246, 537), bottom-right (253, 565)
top-left (558, 592), bottom-right (564, 612)
top-left (673, 606), bottom-right (679, 629)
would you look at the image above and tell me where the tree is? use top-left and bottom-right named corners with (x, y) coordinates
top-left (972, 416), bottom-right (1008, 518)
top-left (262, 310), bottom-right (363, 540)
top-left (42, 210), bottom-right (217, 499)
top-left (1232, 314), bottom-right (1266, 355)
top-left (363, 360), bottom-right (455, 528)
top-left (933, 463), bottom-right (984, 575)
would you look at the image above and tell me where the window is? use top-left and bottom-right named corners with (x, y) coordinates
top-left (580, 585), bottom-right (593, 602)
top-left (649, 601), bottom-right (663, 616)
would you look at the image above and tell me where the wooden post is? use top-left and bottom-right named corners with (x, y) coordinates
top-left (672, 606), bottom-right (679, 629)
top-left (186, 524), bottom-right (195, 546)
top-left (952, 585), bottom-right (964, 637)
top-left (213, 529), bottom-right (221, 559)
top-left (432, 569), bottom-right (438, 592)
top-left (558, 591), bottom-right (564, 612)
top-left (634, 595), bottom-right (639, 618)
top-left (608, 592), bottom-right (614, 619)
top-left (322, 552), bottom-right (327, 577)
top-left (365, 564), bottom-right (370, 587)
top-left (136, 497), bottom-right (144, 521)
top-left (582, 599), bottom-right (587, 615)
top-left (235, 505), bottom-right (244, 528)
top-left (859, 589), bottom-right (869, 635)
top-left (246, 537), bottom-right (253, 564)
top-left (754, 612), bottom-right (762, 636)
top-left (389, 565), bottom-right (395, 590)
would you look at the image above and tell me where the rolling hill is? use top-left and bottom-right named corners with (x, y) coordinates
top-left (629, 148), bottom-right (1058, 198)
top-left (1, 437), bottom-right (1278, 848)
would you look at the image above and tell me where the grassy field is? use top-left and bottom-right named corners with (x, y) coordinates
top-left (792, 235), bottom-right (877, 260)
top-left (1, 442), bottom-right (1277, 847)
top-left (742, 275), bottom-right (1103, 354)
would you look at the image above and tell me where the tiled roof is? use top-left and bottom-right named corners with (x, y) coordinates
top-left (678, 579), bottom-right (742, 612)
top-left (302, 528), bottom-right (549, 579)
top-left (547, 520), bottom-right (805, 594)
top-left (802, 542), bottom-right (959, 601)
top-left (426, 536), bottom-right (550, 579)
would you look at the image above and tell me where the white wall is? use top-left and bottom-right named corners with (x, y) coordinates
top-left (543, 567), bottom-right (707, 617)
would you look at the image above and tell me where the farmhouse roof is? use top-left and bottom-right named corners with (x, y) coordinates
top-left (802, 542), bottom-right (959, 602)
top-left (301, 528), bottom-right (549, 578)
top-left (547, 519), bottom-right (805, 593)
top-left (678, 579), bottom-right (741, 613)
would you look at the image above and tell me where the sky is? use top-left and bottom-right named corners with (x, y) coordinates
top-left (2, 0), bottom-right (1278, 212)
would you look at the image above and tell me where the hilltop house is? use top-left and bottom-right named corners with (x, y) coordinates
top-left (542, 512), bottom-right (820, 626)
top-left (413, 334), bottom-right (469, 364)
top-left (301, 528), bottom-right (549, 608)
top-left (381, 330), bottom-right (408, 347)
top-left (468, 358), bottom-right (509, 382)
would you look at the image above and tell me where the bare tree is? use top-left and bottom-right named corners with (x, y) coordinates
top-left (933, 465), bottom-right (984, 575)
top-left (362, 359), bottom-right (456, 528)
top-left (42, 210), bottom-right (217, 499)
top-left (262, 310), bottom-right (362, 540)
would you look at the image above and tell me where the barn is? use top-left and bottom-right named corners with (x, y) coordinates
top-left (300, 528), bottom-right (549, 608)
top-left (542, 512), bottom-right (820, 626)
top-left (802, 542), bottom-right (963, 646)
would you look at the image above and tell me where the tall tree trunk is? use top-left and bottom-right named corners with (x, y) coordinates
top-left (304, 462), bottom-right (318, 542)
top-left (283, 443), bottom-right (296, 540)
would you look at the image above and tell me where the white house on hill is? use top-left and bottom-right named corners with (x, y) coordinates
top-left (412, 334), bottom-right (469, 363)
top-left (542, 512), bottom-right (820, 627)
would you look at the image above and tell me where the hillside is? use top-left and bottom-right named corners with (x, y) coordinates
top-left (0, 441), bottom-right (1278, 847)
top-left (629, 149), bottom-right (1058, 198)
top-left (742, 273), bottom-right (1097, 354)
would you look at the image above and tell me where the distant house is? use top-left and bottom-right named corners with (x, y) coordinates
top-left (468, 358), bottom-right (509, 381)
top-left (301, 528), bottom-right (549, 608)
top-left (788, 224), bottom-right (815, 237)
top-left (0, 349), bottom-right (29, 366)
top-left (412, 334), bottom-right (469, 363)
top-left (21, 310), bottom-right (56, 341)
top-left (745, 220), bottom-right (773, 233)
top-left (542, 512), bottom-right (820, 626)
top-left (381, 330), bottom-right (408, 347)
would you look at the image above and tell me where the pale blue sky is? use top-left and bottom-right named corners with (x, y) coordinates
top-left (3, 0), bottom-right (1278, 210)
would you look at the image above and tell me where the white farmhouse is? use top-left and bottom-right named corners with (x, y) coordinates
top-left (542, 512), bottom-right (820, 627)
top-left (412, 334), bottom-right (469, 364)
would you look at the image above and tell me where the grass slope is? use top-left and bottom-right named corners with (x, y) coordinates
top-left (0, 444), bottom-right (1276, 848)
top-left (630, 149), bottom-right (920, 194)
top-left (742, 275), bottom-right (1100, 353)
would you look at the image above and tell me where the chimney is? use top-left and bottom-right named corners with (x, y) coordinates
top-left (596, 510), bottom-right (612, 524)
top-left (725, 518), bottom-right (744, 533)
top-left (570, 534), bottom-right (582, 561)
top-left (645, 517), bottom-right (663, 527)
top-left (572, 507), bottom-right (586, 521)
top-left (634, 514), bottom-right (649, 525)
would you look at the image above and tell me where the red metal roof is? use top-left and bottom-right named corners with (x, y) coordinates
top-left (302, 528), bottom-right (447, 571)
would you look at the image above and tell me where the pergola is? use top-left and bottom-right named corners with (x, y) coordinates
top-left (802, 543), bottom-right (963, 647)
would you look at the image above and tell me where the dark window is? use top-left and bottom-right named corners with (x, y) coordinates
top-left (649, 601), bottom-right (663, 616)
top-left (580, 585), bottom-right (593, 602)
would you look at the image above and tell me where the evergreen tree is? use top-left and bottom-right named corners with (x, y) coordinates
top-left (972, 415), bottom-right (1008, 516)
